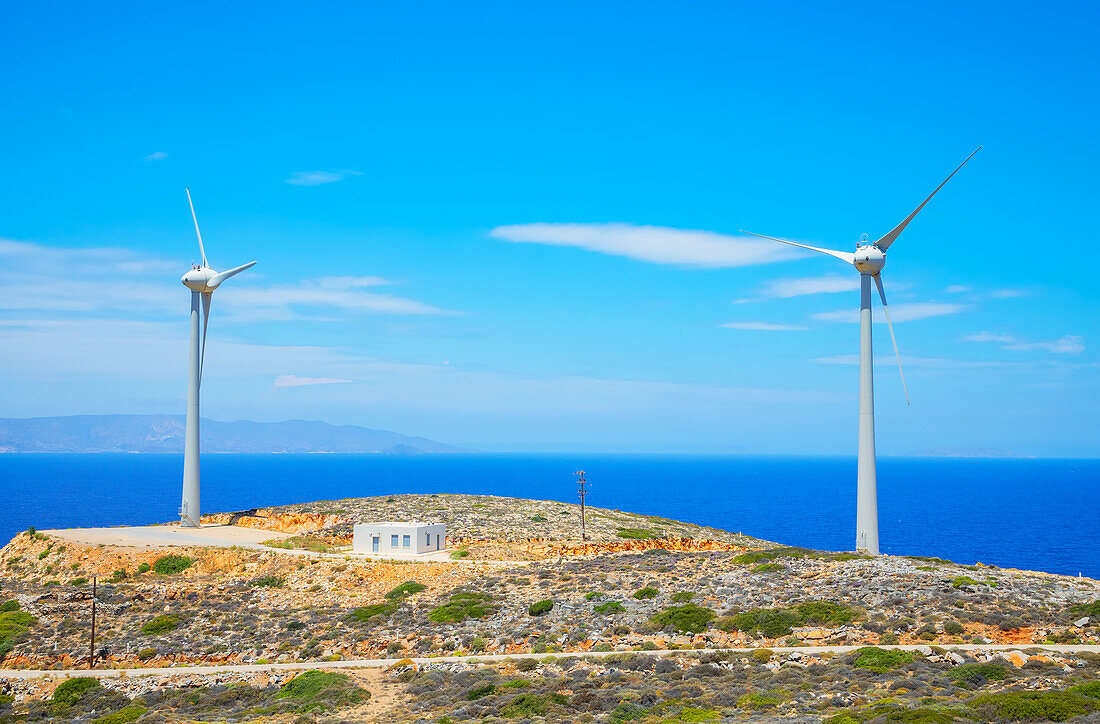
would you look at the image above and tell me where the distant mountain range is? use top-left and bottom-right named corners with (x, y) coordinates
top-left (0, 415), bottom-right (466, 454)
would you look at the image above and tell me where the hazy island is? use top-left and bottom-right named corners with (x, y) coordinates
top-left (0, 495), bottom-right (1097, 723)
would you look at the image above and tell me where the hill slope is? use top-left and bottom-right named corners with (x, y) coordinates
top-left (0, 414), bottom-right (464, 454)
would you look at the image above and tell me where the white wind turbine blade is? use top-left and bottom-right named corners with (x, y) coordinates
top-left (873, 273), bottom-right (910, 406)
top-left (185, 188), bottom-right (208, 268)
top-left (199, 291), bottom-right (211, 386)
top-left (739, 229), bottom-right (856, 265)
top-left (874, 146), bottom-right (982, 251)
top-left (209, 261), bottom-right (257, 288)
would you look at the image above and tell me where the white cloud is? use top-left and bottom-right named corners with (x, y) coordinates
top-left (945, 284), bottom-right (970, 294)
top-left (0, 240), bottom-right (459, 320)
top-left (144, 151), bottom-right (168, 161)
top-left (761, 274), bottom-right (858, 298)
top-left (273, 374), bottom-right (352, 388)
top-left (721, 322), bottom-right (808, 331)
top-left (965, 331), bottom-right (1084, 355)
top-left (490, 223), bottom-right (800, 268)
top-left (992, 289), bottom-right (1027, 298)
top-left (285, 169), bottom-right (363, 186)
top-left (814, 303), bottom-right (964, 323)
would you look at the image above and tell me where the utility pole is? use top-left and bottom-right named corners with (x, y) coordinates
top-left (575, 471), bottom-right (588, 542)
top-left (88, 576), bottom-right (97, 670)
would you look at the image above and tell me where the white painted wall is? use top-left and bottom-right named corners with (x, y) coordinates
top-left (352, 521), bottom-right (446, 556)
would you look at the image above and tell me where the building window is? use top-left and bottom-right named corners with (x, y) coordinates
top-left (402, 534), bottom-right (411, 548)
top-left (391, 534), bottom-right (398, 547)
top-left (425, 532), bottom-right (430, 546)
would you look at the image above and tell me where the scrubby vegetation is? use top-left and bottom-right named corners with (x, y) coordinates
top-left (720, 600), bottom-right (856, 637)
top-left (649, 604), bottom-right (716, 633)
top-left (429, 591), bottom-right (496, 622)
top-left (141, 614), bottom-right (182, 636)
top-left (151, 554), bottom-right (192, 575)
top-left (386, 580), bottom-right (427, 599)
top-left (528, 599), bottom-right (554, 616)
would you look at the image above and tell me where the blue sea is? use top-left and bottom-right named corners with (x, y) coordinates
top-left (1, 454), bottom-right (1096, 578)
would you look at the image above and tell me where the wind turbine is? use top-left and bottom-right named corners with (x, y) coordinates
top-left (741, 147), bottom-right (981, 555)
top-left (178, 189), bottom-right (256, 528)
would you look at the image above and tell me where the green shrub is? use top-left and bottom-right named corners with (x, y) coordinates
top-left (679, 707), bottom-right (720, 722)
top-left (725, 601), bottom-right (855, 638)
top-left (109, 569), bottom-right (128, 583)
top-left (851, 646), bottom-right (917, 673)
top-left (633, 587), bottom-right (658, 600)
top-left (450, 549), bottom-right (471, 559)
top-left (670, 591), bottom-right (694, 602)
top-left (141, 614), bottom-right (182, 636)
top-left (277, 669), bottom-right (370, 710)
top-left (1070, 601), bottom-right (1100, 618)
top-left (0, 601), bottom-right (18, 613)
top-left (346, 602), bottom-right (398, 622)
top-left (595, 601), bottom-right (625, 614)
top-left (584, 591), bottom-right (604, 600)
top-left (516, 657), bottom-right (539, 671)
top-left (428, 592), bottom-right (495, 622)
top-left (152, 555), bottom-right (192, 575)
top-left (950, 576), bottom-right (989, 589)
top-left (52, 677), bottom-right (100, 707)
top-left (752, 648), bottom-right (774, 663)
top-left (609, 701), bottom-right (649, 722)
top-left (250, 575), bottom-right (285, 588)
top-left (733, 547), bottom-right (808, 564)
top-left (946, 663), bottom-right (1009, 687)
top-left (70, 577), bottom-right (88, 586)
top-left (385, 581), bottom-right (427, 600)
top-left (943, 620), bottom-right (965, 635)
top-left (879, 632), bottom-right (899, 645)
top-left (136, 563), bottom-right (150, 574)
top-left (969, 690), bottom-right (1097, 721)
top-left (1070, 681), bottom-right (1100, 699)
top-left (500, 692), bottom-right (567, 717)
top-left (530, 515), bottom-right (547, 522)
top-left (649, 604), bottom-right (716, 633)
top-left (136, 647), bottom-right (156, 661)
top-left (501, 678), bottom-right (530, 688)
top-left (528, 599), bottom-right (554, 616)
top-left (91, 705), bottom-right (146, 724)
top-left (739, 692), bottom-right (782, 709)
top-left (617, 528), bottom-right (658, 540)
top-left (751, 563), bottom-right (786, 573)
top-left (467, 684), bottom-right (495, 700)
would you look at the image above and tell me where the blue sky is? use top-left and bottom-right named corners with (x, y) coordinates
top-left (1, 1), bottom-right (1097, 455)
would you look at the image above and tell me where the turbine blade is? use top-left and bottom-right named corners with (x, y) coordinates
top-left (739, 229), bottom-right (856, 265)
top-left (874, 146), bottom-right (982, 251)
top-left (209, 261), bottom-right (257, 288)
top-left (186, 188), bottom-right (208, 268)
top-left (199, 292), bottom-right (211, 387)
top-left (873, 273), bottom-right (910, 406)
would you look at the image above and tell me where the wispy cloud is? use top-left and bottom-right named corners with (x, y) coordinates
top-left (490, 222), bottom-right (800, 268)
top-left (992, 288), bottom-right (1027, 298)
top-left (721, 321), bottom-right (808, 331)
top-left (760, 274), bottom-right (858, 298)
top-left (285, 169), bottom-right (363, 186)
top-left (964, 331), bottom-right (1084, 354)
top-left (222, 275), bottom-right (461, 319)
top-left (144, 151), bottom-right (168, 161)
top-left (814, 354), bottom-right (1015, 369)
top-left (273, 374), bottom-right (352, 388)
top-left (814, 302), bottom-right (964, 323)
top-left (0, 240), bottom-right (459, 320)
top-left (945, 284), bottom-right (970, 294)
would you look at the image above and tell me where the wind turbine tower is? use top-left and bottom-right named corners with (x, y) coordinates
top-left (741, 147), bottom-right (980, 555)
top-left (178, 189), bottom-right (256, 527)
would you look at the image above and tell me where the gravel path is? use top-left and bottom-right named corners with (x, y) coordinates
top-left (3, 643), bottom-right (1098, 680)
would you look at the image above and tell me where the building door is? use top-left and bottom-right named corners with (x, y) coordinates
top-left (372, 536), bottom-right (379, 553)
top-left (436, 534), bottom-right (441, 550)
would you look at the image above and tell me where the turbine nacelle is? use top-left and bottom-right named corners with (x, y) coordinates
top-left (853, 244), bottom-right (885, 275)
top-left (181, 266), bottom-right (216, 292)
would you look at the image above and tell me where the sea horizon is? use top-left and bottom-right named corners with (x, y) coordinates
top-left (3, 452), bottom-right (1096, 579)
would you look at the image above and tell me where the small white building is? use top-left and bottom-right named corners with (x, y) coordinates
top-left (352, 521), bottom-right (446, 559)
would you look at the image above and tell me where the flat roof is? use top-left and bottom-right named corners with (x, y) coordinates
top-left (357, 521), bottom-right (441, 527)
